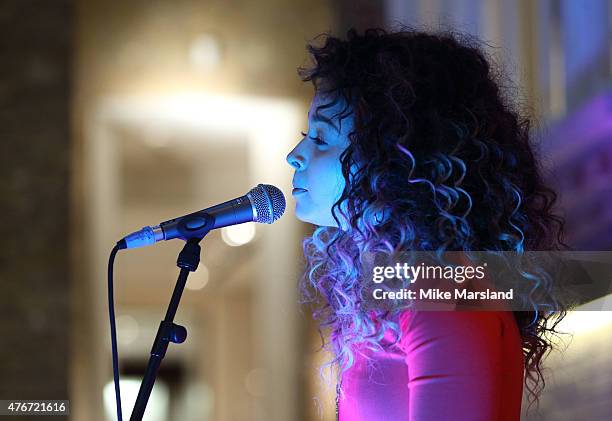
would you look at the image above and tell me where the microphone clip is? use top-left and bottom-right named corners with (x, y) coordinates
top-left (177, 237), bottom-right (203, 272)
top-left (174, 213), bottom-right (215, 271)
top-left (161, 211), bottom-right (215, 242)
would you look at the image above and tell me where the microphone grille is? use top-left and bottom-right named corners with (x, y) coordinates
top-left (249, 184), bottom-right (286, 224)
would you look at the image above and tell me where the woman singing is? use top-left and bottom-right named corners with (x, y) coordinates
top-left (286, 28), bottom-right (567, 420)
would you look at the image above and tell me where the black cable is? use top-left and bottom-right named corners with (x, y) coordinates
top-left (108, 244), bottom-right (123, 421)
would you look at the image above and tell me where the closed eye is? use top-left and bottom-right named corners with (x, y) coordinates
top-left (301, 131), bottom-right (327, 146)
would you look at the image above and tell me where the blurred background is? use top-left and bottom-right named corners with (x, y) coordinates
top-left (1, 0), bottom-right (612, 420)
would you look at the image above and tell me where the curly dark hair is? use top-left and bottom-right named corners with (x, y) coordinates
top-left (298, 27), bottom-right (569, 410)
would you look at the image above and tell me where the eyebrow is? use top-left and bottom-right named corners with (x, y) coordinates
top-left (309, 112), bottom-right (341, 133)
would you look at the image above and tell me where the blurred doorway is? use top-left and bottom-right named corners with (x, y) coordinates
top-left (72, 93), bottom-right (304, 421)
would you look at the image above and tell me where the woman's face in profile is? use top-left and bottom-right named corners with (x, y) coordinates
top-left (286, 94), bottom-right (353, 227)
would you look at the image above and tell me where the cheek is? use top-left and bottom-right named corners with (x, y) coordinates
top-left (308, 155), bottom-right (345, 204)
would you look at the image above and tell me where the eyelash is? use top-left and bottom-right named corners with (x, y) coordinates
top-left (301, 131), bottom-right (327, 146)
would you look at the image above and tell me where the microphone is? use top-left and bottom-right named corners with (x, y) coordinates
top-left (117, 184), bottom-right (286, 249)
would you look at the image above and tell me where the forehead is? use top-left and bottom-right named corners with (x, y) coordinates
top-left (307, 93), bottom-right (353, 129)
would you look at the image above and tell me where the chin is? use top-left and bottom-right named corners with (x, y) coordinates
top-left (295, 200), bottom-right (343, 227)
top-left (293, 205), bottom-right (321, 226)
top-left (295, 208), bottom-right (317, 225)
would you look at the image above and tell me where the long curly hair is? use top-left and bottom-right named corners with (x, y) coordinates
top-left (298, 27), bottom-right (569, 410)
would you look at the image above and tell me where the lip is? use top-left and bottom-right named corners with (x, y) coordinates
top-left (292, 188), bottom-right (308, 196)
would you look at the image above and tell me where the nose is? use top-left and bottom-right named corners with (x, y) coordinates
top-left (286, 145), bottom-right (305, 171)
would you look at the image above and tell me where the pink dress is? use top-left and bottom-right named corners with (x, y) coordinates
top-left (337, 311), bottom-right (524, 420)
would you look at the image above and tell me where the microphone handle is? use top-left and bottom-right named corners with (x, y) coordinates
top-left (119, 195), bottom-right (255, 249)
top-left (160, 195), bottom-right (255, 240)
top-left (203, 195), bottom-right (255, 229)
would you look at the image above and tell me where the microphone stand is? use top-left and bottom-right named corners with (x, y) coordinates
top-left (129, 223), bottom-right (210, 420)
